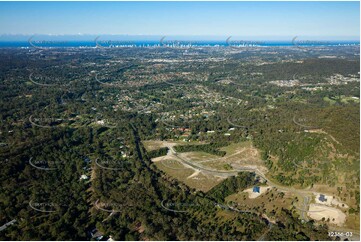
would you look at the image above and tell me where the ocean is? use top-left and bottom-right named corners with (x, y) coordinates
top-left (0, 40), bottom-right (359, 48)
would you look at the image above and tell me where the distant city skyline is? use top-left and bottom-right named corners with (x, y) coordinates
top-left (0, 1), bottom-right (359, 40)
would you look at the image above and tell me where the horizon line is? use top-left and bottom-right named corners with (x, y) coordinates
top-left (0, 34), bottom-right (359, 42)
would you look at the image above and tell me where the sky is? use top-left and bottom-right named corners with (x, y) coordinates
top-left (0, 1), bottom-right (359, 40)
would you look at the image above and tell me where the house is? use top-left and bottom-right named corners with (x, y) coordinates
top-left (121, 151), bottom-right (127, 158)
top-left (96, 120), bottom-right (105, 125)
top-left (319, 194), bottom-right (327, 202)
top-left (90, 228), bottom-right (104, 241)
top-left (80, 174), bottom-right (89, 180)
top-left (253, 186), bottom-right (260, 193)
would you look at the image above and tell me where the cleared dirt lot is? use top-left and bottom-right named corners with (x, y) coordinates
top-left (307, 203), bottom-right (346, 226)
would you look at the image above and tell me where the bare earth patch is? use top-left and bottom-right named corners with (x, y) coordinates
top-left (308, 203), bottom-right (346, 226)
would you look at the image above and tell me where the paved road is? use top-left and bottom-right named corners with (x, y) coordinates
top-left (168, 146), bottom-right (239, 177)
top-left (0, 219), bottom-right (16, 232)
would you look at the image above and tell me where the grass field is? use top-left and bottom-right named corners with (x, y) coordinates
top-left (153, 156), bottom-right (225, 192)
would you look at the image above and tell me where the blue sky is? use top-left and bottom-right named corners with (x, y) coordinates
top-left (0, 1), bottom-right (359, 39)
